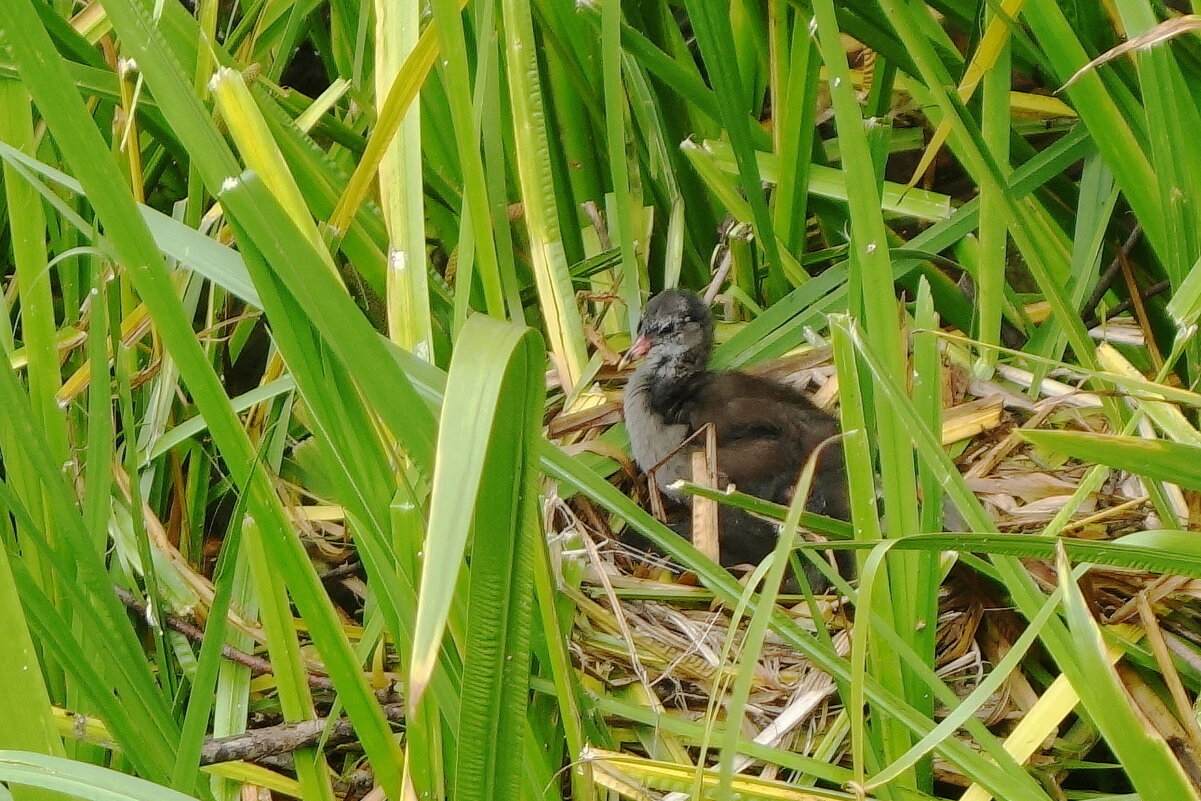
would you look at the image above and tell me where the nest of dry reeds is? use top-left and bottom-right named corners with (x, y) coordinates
top-left (546, 318), bottom-right (1201, 793)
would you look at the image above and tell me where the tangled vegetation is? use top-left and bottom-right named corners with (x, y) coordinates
top-left (3, 1), bottom-right (1201, 801)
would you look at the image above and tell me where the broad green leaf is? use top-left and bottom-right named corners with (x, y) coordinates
top-left (0, 752), bottom-right (200, 801)
top-left (408, 315), bottom-right (544, 801)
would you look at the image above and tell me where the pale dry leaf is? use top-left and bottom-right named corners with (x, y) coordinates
top-left (1060, 15), bottom-right (1201, 91)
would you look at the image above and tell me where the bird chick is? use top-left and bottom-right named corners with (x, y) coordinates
top-left (622, 289), bottom-right (849, 572)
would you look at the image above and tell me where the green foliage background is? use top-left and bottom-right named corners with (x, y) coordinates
top-left (2, 1), bottom-right (1201, 800)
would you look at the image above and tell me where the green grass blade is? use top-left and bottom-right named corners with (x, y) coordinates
top-left (1019, 430), bottom-right (1201, 491)
top-left (682, 0), bottom-right (781, 274)
top-left (428, 0), bottom-right (505, 322)
top-left (844, 530), bottom-right (1201, 579)
top-left (375, 0), bottom-right (436, 355)
top-left (1056, 545), bottom-right (1200, 800)
top-left (0, 752), bottom-right (201, 801)
top-left (0, 545), bottom-right (65, 801)
top-left (500, 0), bottom-right (588, 390)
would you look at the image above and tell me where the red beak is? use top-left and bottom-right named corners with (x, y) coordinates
top-left (618, 334), bottom-right (651, 370)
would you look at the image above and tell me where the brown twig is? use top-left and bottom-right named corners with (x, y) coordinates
top-left (319, 560), bottom-right (365, 584)
top-left (1085, 280), bottom-right (1170, 329)
top-left (113, 586), bottom-right (335, 691)
top-left (200, 704), bottom-right (404, 765)
top-left (1116, 247), bottom-right (1163, 369)
top-left (1082, 227), bottom-right (1141, 316)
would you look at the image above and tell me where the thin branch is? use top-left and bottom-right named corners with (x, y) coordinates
top-left (201, 704), bottom-right (404, 765)
top-left (114, 586), bottom-right (335, 691)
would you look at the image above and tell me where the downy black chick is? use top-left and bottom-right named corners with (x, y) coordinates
top-left (622, 289), bottom-right (849, 573)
